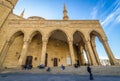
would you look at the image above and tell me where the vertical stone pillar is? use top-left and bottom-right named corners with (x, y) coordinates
top-left (80, 46), bottom-right (86, 65)
top-left (68, 40), bottom-right (75, 65)
top-left (0, 40), bottom-right (11, 66)
top-left (85, 40), bottom-right (97, 65)
top-left (91, 39), bottom-right (101, 65)
top-left (19, 40), bottom-right (29, 65)
top-left (84, 44), bottom-right (91, 65)
top-left (41, 40), bottom-right (47, 65)
top-left (102, 40), bottom-right (116, 65)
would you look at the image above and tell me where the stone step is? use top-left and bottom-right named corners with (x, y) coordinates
top-left (0, 66), bottom-right (120, 75)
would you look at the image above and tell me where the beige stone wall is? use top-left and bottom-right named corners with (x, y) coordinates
top-left (0, 0), bottom-right (119, 68)
top-left (0, 10), bottom-right (118, 67)
top-left (0, 14), bottom-right (108, 67)
top-left (0, 0), bottom-right (17, 28)
top-left (27, 34), bottom-right (42, 67)
top-left (47, 39), bottom-right (70, 67)
top-left (3, 35), bottom-right (24, 68)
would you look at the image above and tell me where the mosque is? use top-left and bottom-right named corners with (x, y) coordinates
top-left (0, 0), bottom-right (119, 68)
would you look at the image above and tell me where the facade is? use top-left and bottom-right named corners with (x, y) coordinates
top-left (0, 0), bottom-right (119, 68)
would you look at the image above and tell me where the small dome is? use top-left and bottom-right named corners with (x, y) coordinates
top-left (28, 16), bottom-right (45, 20)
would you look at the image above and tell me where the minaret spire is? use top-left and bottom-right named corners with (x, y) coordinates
top-left (63, 4), bottom-right (69, 20)
top-left (20, 9), bottom-right (25, 17)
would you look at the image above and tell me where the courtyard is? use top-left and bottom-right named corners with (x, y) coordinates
top-left (0, 73), bottom-right (120, 81)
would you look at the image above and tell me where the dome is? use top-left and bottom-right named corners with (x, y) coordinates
top-left (28, 16), bottom-right (45, 20)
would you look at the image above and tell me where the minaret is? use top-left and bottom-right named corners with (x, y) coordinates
top-left (63, 4), bottom-right (69, 20)
top-left (0, 0), bottom-right (18, 29)
top-left (20, 9), bottom-right (25, 17)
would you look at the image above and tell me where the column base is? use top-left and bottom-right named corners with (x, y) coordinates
top-left (114, 60), bottom-right (120, 65)
top-left (91, 62), bottom-right (98, 66)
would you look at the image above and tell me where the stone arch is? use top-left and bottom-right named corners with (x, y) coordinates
top-left (47, 29), bottom-right (70, 42)
top-left (2, 31), bottom-right (24, 68)
top-left (27, 30), bottom-right (42, 67)
top-left (29, 30), bottom-right (43, 42)
top-left (46, 29), bottom-right (70, 67)
top-left (89, 30), bottom-right (104, 42)
top-left (90, 30), bottom-right (110, 65)
top-left (72, 30), bottom-right (87, 66)
top-left (8, 30), bottom-right (25, 42)
top-left (72, 30), bottom-right (86, 42)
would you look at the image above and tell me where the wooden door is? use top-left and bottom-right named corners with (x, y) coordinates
top-left (25, 56), bottom-right (33, 65)
top-left (45, 53), bottom-right (48, 66)
top-left (53, 58), bottom-right (58, 67)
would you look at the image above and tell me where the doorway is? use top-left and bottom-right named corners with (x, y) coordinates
top-left (25, 56), bottom-right (33, 65)
top-left (45, 53), bottom-right (48, 67)
top-left (53, 58), bottom-right (58, 67)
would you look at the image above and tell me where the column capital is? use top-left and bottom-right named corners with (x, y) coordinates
top-left (103, 39), bottom-right (108, 42)
top-left (23, 39), bottom-right (30, 44)
top-left (102, 37), bottom-right (108, 42)
top-left (85, 39), bottom-right (90, 44)
top-left (92, 42), bottom-right (96, 47)
top-left (42, 38), bottom-right (48, 42)
top-left (68, 39), bottom-right (73, 42)
top-left (42, 40), bottom-right (47, 43)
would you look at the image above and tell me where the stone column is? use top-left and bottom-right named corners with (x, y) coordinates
top-left (68, 40), bottom-right (75, 65)
top-left (41, 40), bottom-right (47, 65)
top-left (85, 40), bottom-right (97, 65)
top-left (0, 40), bottom-right (11, 66)
top-left (91, 39), bottom-right (101, 65)
top-left (84, 44), bottom-right (91, 65)
top-left (80, 46), bottom-right (86, 65)
top-left (19, 40), bottom-right (29, 65)
top-left (102, 40), bottom-right (116, 65)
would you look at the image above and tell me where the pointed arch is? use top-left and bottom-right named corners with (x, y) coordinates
top-left (73, 30), bottom-right (86, 43)
top-left (2, 30), bottom-right (24, 68)
top-left (46, 29), bottom-right (70, 67)
top-left (27, 30), bottom-right (42, 67)
top-left (72, 30), bottom-right (87, 66)
top-left (47, 29), bottom-right (70, 42)
top-left (90, 30), bottom-right (110, 65)
top-left (90, 30), bottom-right (103, 42)
top-left (29, 30), bottom-right (42, 42)
top-left (8, 30), bottom-right (25, 42)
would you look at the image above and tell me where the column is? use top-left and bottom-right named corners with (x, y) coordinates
top-left (85, 40), bottom-right (97, 65)
top-left (84, 44), bottom-right (91, 65)
top-left (80, 46), bottom-right (86, 65)
top-left (19, 40), bottom-right (29, 65)
top-left (91, 39), bottom-right (101, 65)
top-left (0, 40), bottom-right (11, 66)
top-left (102, 40), bottom-right (116, 65)
top-left (68, 40), bottom-right (75, 65)
top-left (41, 40), bottom-right (47, 65)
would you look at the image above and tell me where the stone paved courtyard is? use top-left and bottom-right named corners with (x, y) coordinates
top-left (0, 73), bottom-right (120, 81)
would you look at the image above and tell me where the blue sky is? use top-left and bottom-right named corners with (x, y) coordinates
top-left (13, 0), bottom-right (120, 59)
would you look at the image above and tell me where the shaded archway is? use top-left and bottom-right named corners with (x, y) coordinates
top-left (27, 31), bottom-right (42, 67)
top-left (73, 31), bottom-right (87, 66)
top-left (2, 31), bottom-right (24, 68)
top-left (90, 30), bottom-right (110, 65)
top-left (47, 30), bottom-right (70, 67)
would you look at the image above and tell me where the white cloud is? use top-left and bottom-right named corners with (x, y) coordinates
top-left (101, 0), bottom-right (120, 27)
top-left (101, 12), bottom-right (114, 26)
top-left (90, 1), bottom-right (106, 19)
top-left (116, 15), bottom-right (120, 23)
top-left (114, 0), bottom-right (120, 10)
